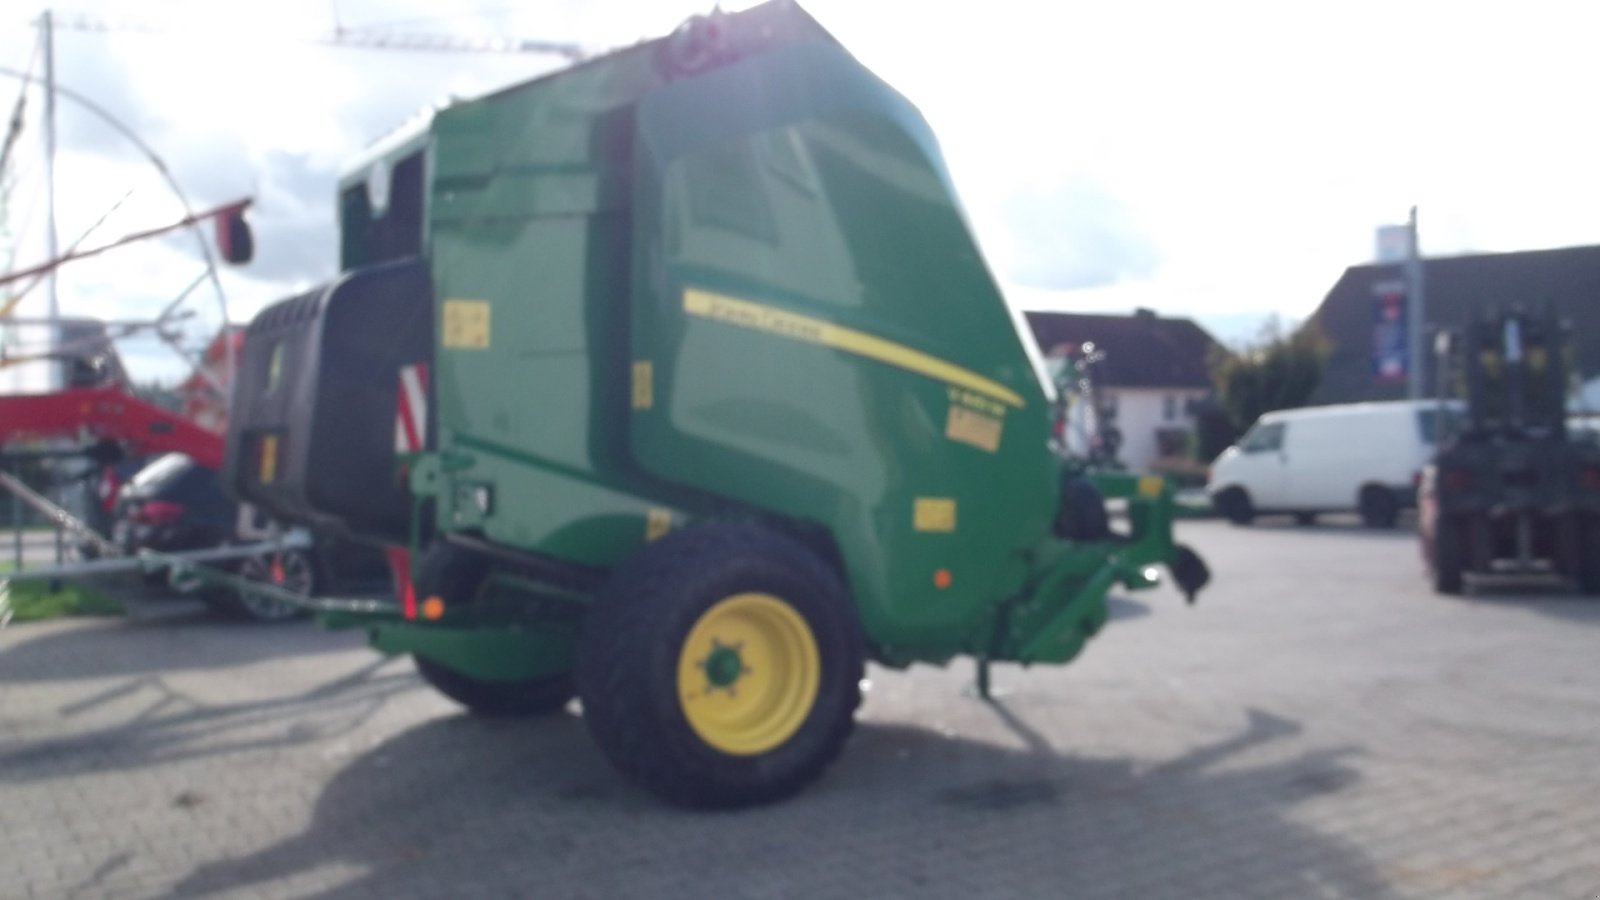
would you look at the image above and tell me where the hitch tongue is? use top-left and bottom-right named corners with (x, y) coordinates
top-left (1170, 544), bottom-right (1210, 604)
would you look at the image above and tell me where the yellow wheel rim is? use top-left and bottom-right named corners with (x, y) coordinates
top-left (676, 592), bottom-right (821, 756)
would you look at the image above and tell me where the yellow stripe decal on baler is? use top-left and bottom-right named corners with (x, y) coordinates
top-left (682, 288), bottom-right (1024, 409)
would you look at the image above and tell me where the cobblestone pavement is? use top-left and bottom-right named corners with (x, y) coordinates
top-left (2, 519), bottom-right (1597, 899)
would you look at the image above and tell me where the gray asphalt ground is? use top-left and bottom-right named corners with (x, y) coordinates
top-left (1, 517), bottom-right (1597, 899)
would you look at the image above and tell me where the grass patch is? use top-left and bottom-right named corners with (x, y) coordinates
top-left (1, 577), bottom-right (125, 623)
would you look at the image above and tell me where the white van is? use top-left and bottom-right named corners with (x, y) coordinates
top-left (1206, 400), bottom-right (1458, 527)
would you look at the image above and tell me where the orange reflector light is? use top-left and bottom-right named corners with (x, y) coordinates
top-left (421, 596), bottom-right (445, 620)
top-left (933, 568), bottom-right (952, 589)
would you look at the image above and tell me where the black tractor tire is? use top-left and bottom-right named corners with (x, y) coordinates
top-left (203, 548), bottom-right (318, 622)
top-left (414, 540), bottom-right (489, 609)
top-left (408, 541), bottom-right (578, 715)
top-left (1431, 515), bottom-right (1465, 595)
top-left (1054, 476), bottom-right (1112, 541)
top-left (1579, 515), bottom-right (1600, 596)
top-left (576, 522), bottom-right (864, 809)
top-left (415, 656), bottom-right (575, 716)
top-left (1214, 487), bottom-right (1255, 525)
top-left (1359, 486), bottom-right (1399, 529)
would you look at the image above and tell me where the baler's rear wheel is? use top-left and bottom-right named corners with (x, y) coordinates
top-left (576, 523), bottom-right (863, 808)
top-left (411, 542), bottom-right (575, 716)
top-left (414, 655), bottom-right (574, 717)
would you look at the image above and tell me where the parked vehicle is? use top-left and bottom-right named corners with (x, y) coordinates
top-left (1207, 400), bottom-right (1456, 527)
top-left (115, 452), bottom-right (386, 619)
top-left (1420, 307), bottom-right (1600, 594)
top-left (114, 453), bottom-right (238, 558)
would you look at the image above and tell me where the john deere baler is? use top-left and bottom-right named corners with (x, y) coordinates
top-left (225, 0), bottom-right (1206, 807)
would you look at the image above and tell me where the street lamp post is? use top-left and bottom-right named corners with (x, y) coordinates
top-left (1406, 206), bottom-right (1426, 399)
top-left (41, 9), bottom-right (60, 391)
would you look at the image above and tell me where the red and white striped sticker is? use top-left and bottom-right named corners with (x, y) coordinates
top-left (395, 362), bottom-right (429, 454)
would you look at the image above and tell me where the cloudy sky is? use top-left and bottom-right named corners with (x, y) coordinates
top-left (4, 0), bottom-right (1600, 386)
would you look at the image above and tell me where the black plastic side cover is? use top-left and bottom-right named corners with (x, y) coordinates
top-left (224, 257), bottom-right (433, 542)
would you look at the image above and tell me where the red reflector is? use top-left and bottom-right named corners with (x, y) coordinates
top-left (1443, 469), bottom-right (1472, 493)
top-left (1583, 467), bottom-right (1600, 491)
top-left (384, 547), bottom-right (417, 620)
top-left (132, 500), bottom-right (186, 526)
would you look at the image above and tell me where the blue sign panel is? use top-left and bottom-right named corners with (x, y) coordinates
top-left (1372, 284), bottom-right (1407, 383)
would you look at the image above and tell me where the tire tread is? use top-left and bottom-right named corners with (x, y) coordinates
top-left (576, 523), bottom-right (863, 808)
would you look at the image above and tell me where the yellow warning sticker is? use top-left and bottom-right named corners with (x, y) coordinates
top-left (259, 434), bottom-right (279, 484)
top-left (645, 507), bottom-right (672, 541)
top-left (945, 406), bottom-right (1003, 452)
top-left (632, 361), bottom-right (653, 410)
top-left (913, 497), bottom-right (957, 533)
top-left (1137, 475), bottom-right (1165, 498)
top-left (442, 299), bottom-right (491, 349)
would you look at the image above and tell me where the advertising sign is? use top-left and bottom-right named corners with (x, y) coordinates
top-left (1372, 281), bottom-right (1407, 383)
top-left (1376, 224), bottom-right (1412, 264)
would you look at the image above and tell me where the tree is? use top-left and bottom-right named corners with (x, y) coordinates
top-left (1205, 315), bottom-right (1330, 456)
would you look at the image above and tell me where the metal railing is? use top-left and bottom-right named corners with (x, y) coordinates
top-left (0, 464), bottom-right (398, 626)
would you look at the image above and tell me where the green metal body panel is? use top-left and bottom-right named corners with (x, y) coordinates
top-left (1004, 539), bottom-right (1115, 665)
top-left (364, 567), bottom-right (585, 681)
top-left (1090, 471), bottom-right (1180, 588)
top-left (422, 43), bottom-right (674, 567)
top-left (625, 40), bottom-right (1055, 661)
top-left (319, 1), bottom-right (1200, 675)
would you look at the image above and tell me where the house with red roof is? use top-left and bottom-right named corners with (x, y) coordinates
top-left (1025, 308), bottom-right (1224, 473)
